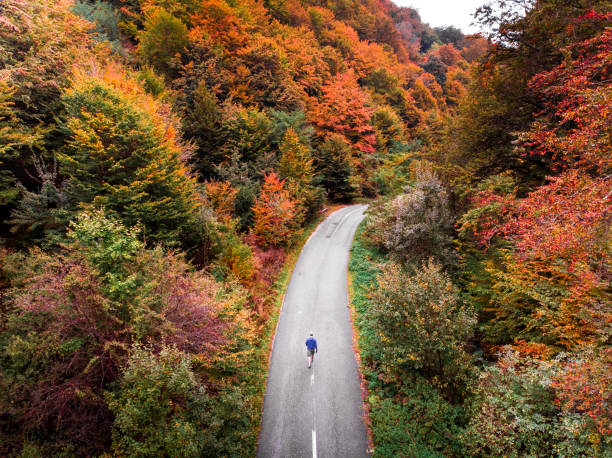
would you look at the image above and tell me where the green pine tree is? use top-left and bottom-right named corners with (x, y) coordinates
top-left (181, 81), bottom-right (227, 178)
top-left (315, 134), bottom-right (356, 202)
top-left (0, 82), bottom-right (41, 208)
top-left (59, 73), bottom-right (203, 251)
top-left (278, 128), bottom-right (324, 220)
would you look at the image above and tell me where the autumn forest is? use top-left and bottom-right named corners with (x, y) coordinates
top-left (0, 0), bottom-right (610, 456)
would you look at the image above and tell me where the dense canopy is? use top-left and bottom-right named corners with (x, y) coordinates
top-left (0, 0), bottom-right (609, 456)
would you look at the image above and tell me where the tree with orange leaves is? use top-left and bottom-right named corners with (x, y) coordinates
top-left (437, 43), bottom-right (462, 67)
top-left (189, 0), bottom-right (249, 51)
top-left (204, 180), bottom-right (238, 222)
top-left (309, 69), bottom-right (376, 156)
top-left (252, 172), bottom-right (298, 247)
top-left (309, 69), bottom-right (377, 193)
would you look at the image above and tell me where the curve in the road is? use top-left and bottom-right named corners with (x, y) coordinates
top-left (258, 205), bottom-right (370, 458)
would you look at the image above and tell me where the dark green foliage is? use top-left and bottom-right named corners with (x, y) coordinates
top-left (371, 141), bottom-right (421, 195)
top-left (348, 225), bottom-right (383, 359)
top-left (454, 173), bottom-right (516, 347)
top-left (434, 26), bottom-right (464, 47)
top-left (0, 82), bottom-right (42, 209)
top-left (138, 8), bottom-right (189, 77)
top-left (215, 154), bottom-right (260, 231)
top-left (181, 81), bottom-right (228, 178)
top-left (422, 55), bottom-right (448, 85)
top-left (205, 212), bottom-right (256, 284)
top-left (136, 66), bottom-right (167, 97)
top-left (264, 0), bottom-right (291, 24)
top-left (454, 243), bottom-right (510, 348)
top-left (372, 105), bottom-right (404, 154)
top-left (369, 386), bottom-right (465, 457)
top-left (108, 347), bottom-right (227, 457)
top-left (223, 106), bottom-right (275, 166)
top-left (349, 226), bottom-right (469, 456)
top-left (278, 128), bottom-right (325, 221)
top-left (214, 107), bottom-right (278, 227)
top-left (9, 156), bottom-right (71, 247)
top-left (364, 68), bottom-right (400, 96)
top-left (58, 75), bottom-right (203, 250)
top-left (270, 110), bottom-right (315, 146)
top-left (420, 29), bottom-right (438, 53)
top-left (314, 134), bottom-right (356, 202)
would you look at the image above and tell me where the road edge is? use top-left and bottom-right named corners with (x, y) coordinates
top-left (254, 204), bottom-right (347, 446)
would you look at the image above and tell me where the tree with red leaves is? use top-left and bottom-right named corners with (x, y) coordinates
top-left (553, 348), bottom-right (612, 443)
top-left (468, 23), bottom-right (612, 349)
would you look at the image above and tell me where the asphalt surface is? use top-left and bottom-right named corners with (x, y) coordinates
top-left (257, 205), bottom-right (370, 458)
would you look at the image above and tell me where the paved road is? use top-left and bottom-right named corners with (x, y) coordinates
top-left (257, 205), bottom-right (370, 458)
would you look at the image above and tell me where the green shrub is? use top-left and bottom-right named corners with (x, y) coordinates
top-left (222, 105), bottom-right (275, 166)
top-left (181, 81), bottom-right (227, 178)
top-left (58, 69), bottom-right (204, 251)
top-left (137, 8), bottom-right (189, 77)
top-left (461, 351), bottom-right (559, 457)
top-left (136, 66), bottom-right (166, 97)
top-left (314, 134), bottom-right (357, 202)
top-left (372, 105), bottom-right (404, 154)
top-left (368, 259), bottom-right (475, 397)
top-left (278, 128), bottom-right (325, 221)
top-left (107, 346), bottom-right (221, 457)
top-left (349, 226), bottom-right (470, 456)
top-left (369, 381), bottom-right (465, 457)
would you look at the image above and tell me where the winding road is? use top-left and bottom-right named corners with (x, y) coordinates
top-left (257, 205), bottom-right (370, 458)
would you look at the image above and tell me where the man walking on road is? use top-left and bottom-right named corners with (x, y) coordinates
top-left (305, 332), bottom-right (318, 368)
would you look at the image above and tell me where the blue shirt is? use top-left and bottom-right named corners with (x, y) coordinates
top-left (305, 337), bottom-right (318, 351)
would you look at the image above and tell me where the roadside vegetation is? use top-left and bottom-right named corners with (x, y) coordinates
top-left (349, 1), bottom-right (611, 455)
top-left (0, 0), bottom-right (609, 455)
